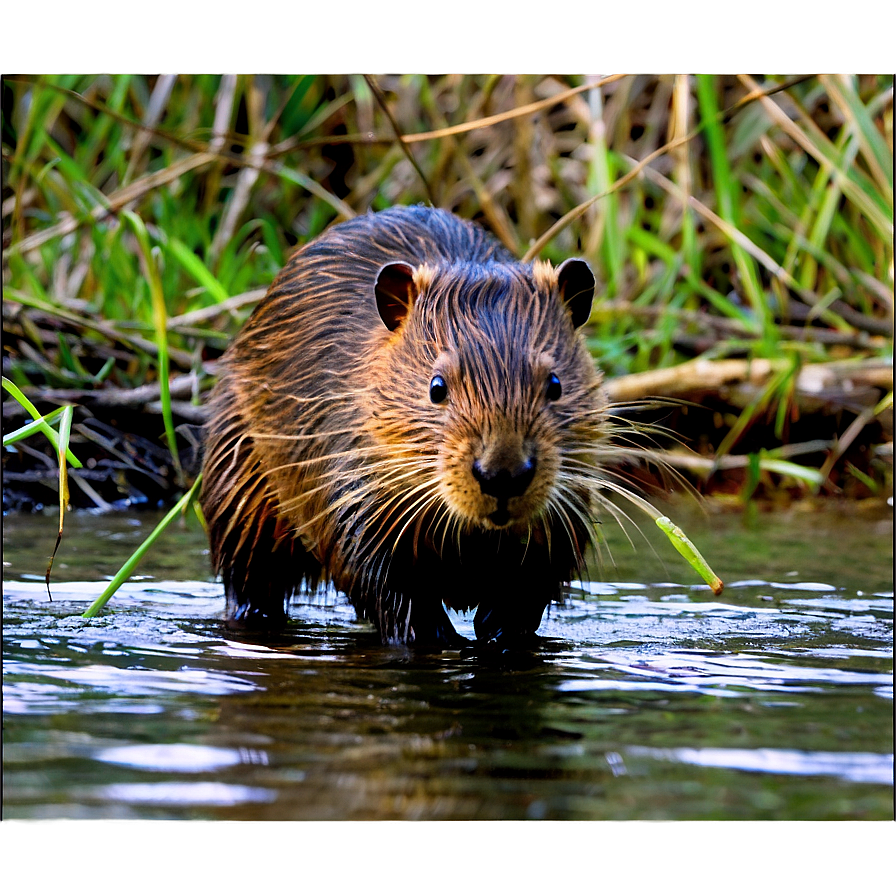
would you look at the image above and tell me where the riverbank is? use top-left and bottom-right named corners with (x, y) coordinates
top-left (3, 75), bottom-right (892, 512)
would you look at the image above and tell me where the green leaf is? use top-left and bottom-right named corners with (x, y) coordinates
top-left (2, 406), bottom-right (67, 446)
top-left (166, 237), bottom-right (230, 304)
top-left (1, 377), bottom-right (82, 467)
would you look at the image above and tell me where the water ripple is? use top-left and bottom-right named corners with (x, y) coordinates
top-left (627, 746), bottom-right (894, 785)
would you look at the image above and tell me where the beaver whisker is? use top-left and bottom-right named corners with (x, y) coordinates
top-left (431, 503), bottom-right (466, 560)
top-left (519, 521), bottom-right (535, 567)
top-left (548, 479), bottom-right (594, 543)
top-left (578, 491), bottom-right (639, 555)
top-left (566, 439), bottom-right (698, 498)
top-left (355, 476), bottom-right (437, 534)
top-left (325, 461), bottom-right (440, 507)
top-left (377, 479), bottom-right (444, 537)
top-left (431, 500), bottom-right (463, 559)
top-left (274, 456), bottom-right (439, 512)
top-left (277, 473), bottom-right (429, 531)
top-left (590, 451), bottom-right (697, 496)
top-left (590, 486), bottom-right (676, 573)
top-left (604, 409), bottom-right (682, 428)
top-left (566, 443), bottom-right (669, 472)
top-left (603, 423), bottom-right (687, 451)
top-left (335, 475), bottom-right (430, 519)
top-left (248, 428), bottom-right (375, 443)
top-left (350, 496), bottom-right (434, 592)
top-left (273, 482), bottom-right (372, 527)
top-left (543, 494), bottom-right (586, 570)
top-left (253, 448), bottom-right (386, 480)
top-left (267, 473), bottom-right (363, 514)
top-left (591, 480), bottom-right (660, 533)
top-left (391, 491), bottom-right (444, 557)
top-left (324, 475), bottom-right (440, 548)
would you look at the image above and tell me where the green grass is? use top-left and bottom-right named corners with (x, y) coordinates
top-left (4, 75), bottom-right (891, 345)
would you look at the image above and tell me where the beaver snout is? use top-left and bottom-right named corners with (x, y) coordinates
top-left (473, 456), bottom-right (538, 527)
top-left (472, 455), bottom-right (537, 500)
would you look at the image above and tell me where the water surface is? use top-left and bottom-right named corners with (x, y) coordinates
top-left (3, 501), bottom-right (892, 819)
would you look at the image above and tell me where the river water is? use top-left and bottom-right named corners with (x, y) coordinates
top-left (2, 500), bottom-right (892, 820)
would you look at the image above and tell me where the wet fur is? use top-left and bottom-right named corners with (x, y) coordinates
top-left (200, 206), bottom-right (608, 646)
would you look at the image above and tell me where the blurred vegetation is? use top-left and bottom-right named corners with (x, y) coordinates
top-left (2, 74), bottom-right (893, 514)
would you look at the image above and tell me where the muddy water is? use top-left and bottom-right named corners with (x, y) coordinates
top-left (2, 501), bottom-right (892, 820)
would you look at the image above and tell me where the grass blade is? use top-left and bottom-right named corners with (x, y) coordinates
top-left (695, 75), bottom-right (768, 328)
top-left (81, 474), bottom-right (203, 619)
top-left (120, 209), bottom-right (183, 483)
top-left (45, 405), bottom-right (74, 598)
top-left (2, 406), bottom-right (67, 446)
top-left (820, 74), bottom-right (893, 197)
top-left (1, 377), bottom-right (82, 467)
top-left (166, 237), bottom-right (230, 304)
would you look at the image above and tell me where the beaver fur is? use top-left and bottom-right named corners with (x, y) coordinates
top-left (200, 206), bottom-right (607, 646)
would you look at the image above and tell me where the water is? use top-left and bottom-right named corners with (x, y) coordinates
top-left (2, 501), bottom-right (893, 820)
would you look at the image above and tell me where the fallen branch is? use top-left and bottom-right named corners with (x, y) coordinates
top-left (606, 358), bottom-right (892, 405)
top-left (14, 374), bottom-right (201, 410)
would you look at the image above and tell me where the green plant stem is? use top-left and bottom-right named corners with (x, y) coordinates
top-left (655, 516), bottom-right (724, 595)
top-left (120, 209), bottom-right (183, 483)
top-left (82, 474), bottom-right (203, 619)
top-left (45, 405), bottom-right (74, 597)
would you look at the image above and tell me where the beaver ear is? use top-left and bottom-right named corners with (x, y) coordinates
top-left (375, 261), bottom-right (418, 331)
top-left (557, 258), bottom-right (595, 329)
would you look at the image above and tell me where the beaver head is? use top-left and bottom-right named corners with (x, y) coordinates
top-left (364, 255), bottom-right (604, 545)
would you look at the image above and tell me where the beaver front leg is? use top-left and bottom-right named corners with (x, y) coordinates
top-left (470, 556), bottom-right (561, 648)
top-left (206, 474), bottom-right (319, 630)
top-left (472, 593), bottom-right (551, 647)
top-left (408, 598), bottom-right (469, 648)
top-left (369, 585), bottom-right (468, 648)
top-left (219, 512), bottom-right (315, 630)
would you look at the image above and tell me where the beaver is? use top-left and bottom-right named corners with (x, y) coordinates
top-left (200, 205), bottom-right (606, 647)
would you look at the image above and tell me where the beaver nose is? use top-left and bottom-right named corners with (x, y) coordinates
top-left (472, 456), bottom-right (537, 500)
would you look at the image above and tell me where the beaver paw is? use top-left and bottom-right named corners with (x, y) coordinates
top-left (226, 602), bottom-right (288, 631)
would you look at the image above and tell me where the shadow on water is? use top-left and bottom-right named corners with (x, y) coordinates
top-left (2, 501), bottom-right (893, 820)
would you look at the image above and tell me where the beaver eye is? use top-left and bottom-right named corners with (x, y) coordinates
top-left (546, 373), bottom-right (562, 401)
top-left (429, 375), bottom-right (448, 404)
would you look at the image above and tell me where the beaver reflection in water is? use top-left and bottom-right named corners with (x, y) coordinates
top-left (200, 206), bottom-right (608, 648)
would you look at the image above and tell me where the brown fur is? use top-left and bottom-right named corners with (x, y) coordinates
top-left (200, 206), bottom-right (608, 646)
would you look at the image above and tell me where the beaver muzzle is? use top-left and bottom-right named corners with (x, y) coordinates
top-left (472, 455), bottom-right (537, 527)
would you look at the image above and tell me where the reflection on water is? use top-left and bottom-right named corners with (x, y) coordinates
top-left (626, 747), bottom-right (891, 785)
top-left (2, 502), bottom-right (893, 819)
